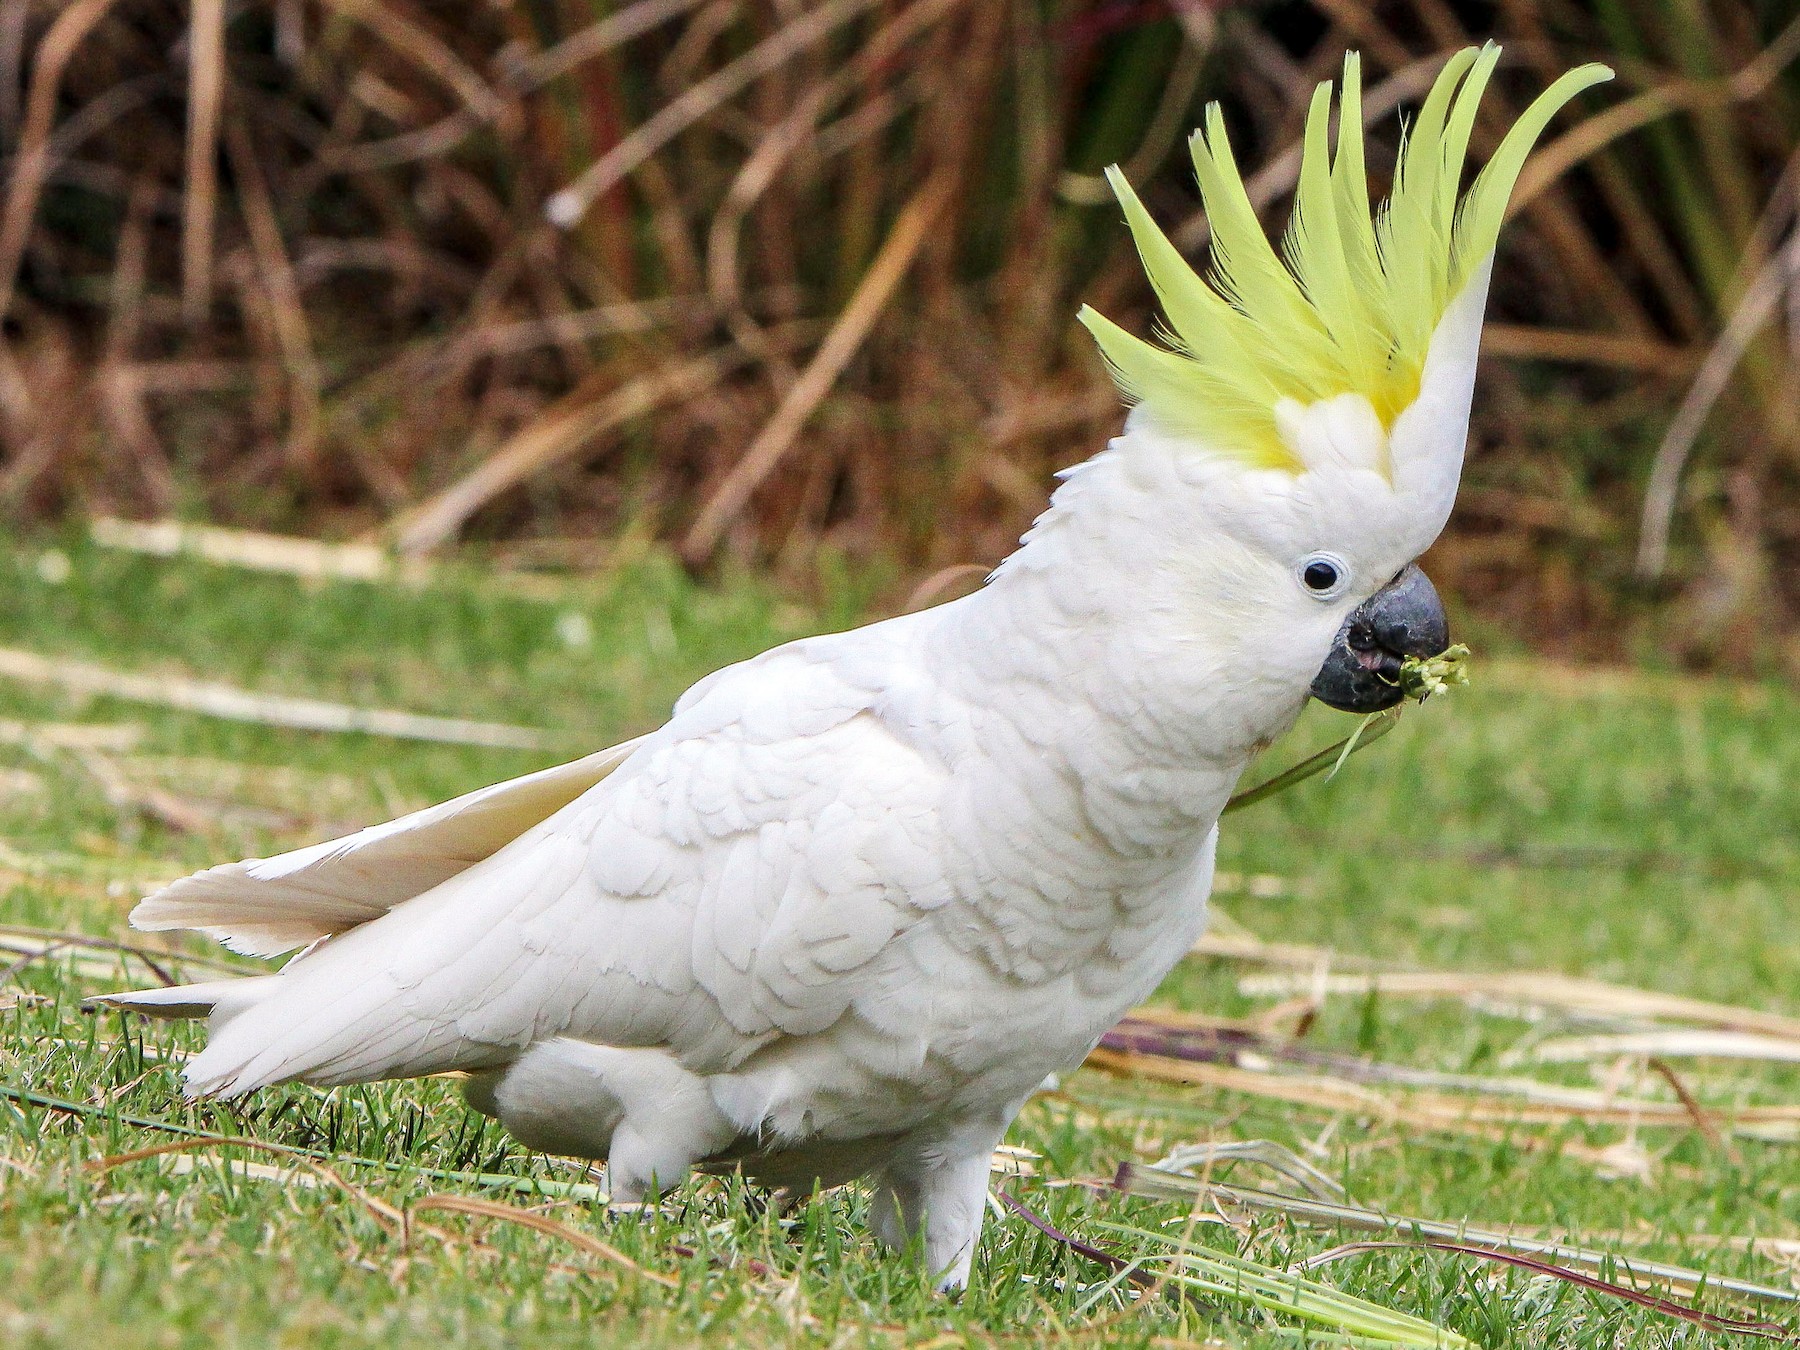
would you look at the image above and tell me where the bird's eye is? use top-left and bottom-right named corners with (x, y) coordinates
top-left (1303, 561), bottom-right (1339, 591)
top-left (1297, 553), bottom-right (1350, 600)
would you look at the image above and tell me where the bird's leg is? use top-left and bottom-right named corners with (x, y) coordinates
top-left (868, 1163), bottom-right (925, 1253)
top-left (470, 1039), bottom-right (735, 1202)
top-left (871, 1113), bottom-right (1014, 1293)
top-left (602, 1061), bottom-right (737, 1201)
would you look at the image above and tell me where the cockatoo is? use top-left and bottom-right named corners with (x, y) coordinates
top-left (101, 47), bottom-right (1606, 1290)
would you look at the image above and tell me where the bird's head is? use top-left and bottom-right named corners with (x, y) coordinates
top-left (1079, 46), bottom-right (1608, 715)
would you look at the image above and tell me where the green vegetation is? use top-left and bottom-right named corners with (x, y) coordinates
top-left (3, 539), bottom-right (1799, 1346)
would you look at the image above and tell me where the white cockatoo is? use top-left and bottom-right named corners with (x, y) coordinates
top-left (102, 48), bottom-right (1606, 1290)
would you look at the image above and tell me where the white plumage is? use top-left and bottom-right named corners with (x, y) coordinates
top-left (103, 407), bottom-right (1457, 1286)
top-left (100, 49), bottom-right (1604, 1289)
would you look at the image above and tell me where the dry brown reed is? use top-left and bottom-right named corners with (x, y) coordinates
top-left (0, 1), bottom-right (1795, 660)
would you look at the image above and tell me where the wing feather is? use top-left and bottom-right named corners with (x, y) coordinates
top-left (157, 620), bottom-right (962, 1100)
top-left (130, 736), bottom-right (646, 955)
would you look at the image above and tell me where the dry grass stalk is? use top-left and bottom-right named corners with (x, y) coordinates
top-left (1187, 927), bottom-right (1387, 971)
top-left (1113, 1166), bottom-right (1800, 1307)
top-left (702, 0), bottom-right (965, 323)
top-left (0, 645), bottom-right (554, 750)
top-left (1085, 1045), bottom-right (1800, 1140)
top-left (222, 117), bottom-right (322, 475)
top-left (1523, 1028), bottom-right (1800, 1066)
top-left (0, 716), bottom-right (141, 751)
top-left (1480, 323), bottom-right (1697, 376)
top-left (318, 0), bottom-right (504, 123)
top-left (162, 1153), bottom-right (323, 1189)
top-left (1637, 220), bottom-right (1800, 578)
top-left (1233, 968), bottom-right (1800, 1041)
top-left (91, 516), bottom-right (424, 585)
top-left (682, 171), bottom-right (955, 562)
top-left (59, 745), bottom-right (217, 836)
top-left (2, 1079), bottom-right (615, 1204)
top-left (1150, 1138), bottom-right (1345, 1200)
top-left (0, 0), bottom-right (116, 319)
top-left (543, 0), bottom-right (888, 229)
top-left (180, 0), bottom-right (225, 328)
top-left (410, 1193), bottom-right (679, 1287)
top-left (1514, 12), bottom-right (1800, 214)
top-left (393, 350), bottom-right (739, 555)
top-left (0, 923), bottom-right (246, 979)
top-left (520, 0), bottom-right (712, 93)
top-left (1300, 1239), bottom-right (1792, 1338)
top-left (92, 1135), bottom-right (405, 1228)
top-left (86, 516), bottom-right (594, 606)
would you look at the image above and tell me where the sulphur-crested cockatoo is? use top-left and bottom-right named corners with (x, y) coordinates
top-left (102, 47), bottom-right (1607, 1290)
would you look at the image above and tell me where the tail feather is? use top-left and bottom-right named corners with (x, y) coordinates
top-left (99, 741), bottom-right (641, 1100)
top-left (180, 962), bottom-right (506, 1099)
top-left (92, 973), bottom-right (441, 1099)
top-left (90, 976), bottom-right (276, 1023)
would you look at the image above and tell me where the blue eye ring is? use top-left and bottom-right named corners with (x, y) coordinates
top-left (1297, 552), bottom-right (1351, 600)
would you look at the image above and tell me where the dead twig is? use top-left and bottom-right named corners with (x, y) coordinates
top-left (1636, 222), bottom-right (1800, 579)
top-left (181, 0), bottom-right (225, 327)
top-left (0, 717), bottom-right (142, 752)
top-left (682, 172), bottom-right (955, 562)
top-left (0, 646), bottom-right (554, 750)
top-left (1480, 324), bottom-right (1697, 377)
top-left (0, 0), bottom-right (117, 320)
top-left (999, 1190), bottom-right (1156, 1289)
top-left (92, 517), bottom-right (424, 585)
top-left (545, 0), bottom-right (885, 227)
top-left (223, 117), bottom-right (324, 476)
top-left (390, 349), bottom-right (741, 555)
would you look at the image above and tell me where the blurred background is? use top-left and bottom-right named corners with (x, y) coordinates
top-left (0, 0), bottom-right (1796, 671)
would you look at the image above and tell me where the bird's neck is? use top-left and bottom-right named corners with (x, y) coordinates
top-left (933, 429), bottom-right (1310, 799)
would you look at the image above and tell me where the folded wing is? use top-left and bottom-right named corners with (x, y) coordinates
top-left (109, 621), bottom-right (962, 1105)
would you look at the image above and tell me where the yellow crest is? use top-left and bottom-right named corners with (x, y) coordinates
top-left (1082, 46), bottom-right (1611, 472)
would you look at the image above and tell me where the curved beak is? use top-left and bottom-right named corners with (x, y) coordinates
top-left (1309, 564), bottom-right (1450, 713)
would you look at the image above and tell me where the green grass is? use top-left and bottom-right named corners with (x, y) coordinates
top-left (3, 536), bottom-right (1799, 1347)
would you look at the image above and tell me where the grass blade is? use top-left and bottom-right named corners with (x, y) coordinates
top-left (1223, 707), bottom-right (1401, 814)
top-left (1095, 1218), bottom-right (1477, 1347)
top-left (0, 1081), bottom-right (606, 1201)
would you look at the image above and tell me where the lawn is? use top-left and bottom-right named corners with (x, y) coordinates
top-left (2, 532), bottom-right (1798, 1348)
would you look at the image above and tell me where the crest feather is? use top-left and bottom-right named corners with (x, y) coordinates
top-left (1081, 45), bottom-right (1611, 470)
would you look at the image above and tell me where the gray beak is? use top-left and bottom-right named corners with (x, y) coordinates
top-left (1309, 564), bottom-right (1449, 713)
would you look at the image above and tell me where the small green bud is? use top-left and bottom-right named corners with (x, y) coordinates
top-left (1398, 642), bottom-right (1471, 702)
